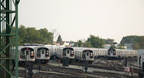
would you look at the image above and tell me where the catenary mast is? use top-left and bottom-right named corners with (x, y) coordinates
top-left (0, 0), bottom-right (20, 78)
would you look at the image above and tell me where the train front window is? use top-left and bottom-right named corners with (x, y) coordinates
top-left (42, 50), bottom-right (45, 54)
top-left (21, 51), bottom-right (25, 56)
top-left (67, 49), bottom-right (70, 54)
top-left (37, 50), bottom-right (40, 56)
top-left (87, 52), bottom-right (89, 56)
top-left (26, 50), bottom-right (29, 55)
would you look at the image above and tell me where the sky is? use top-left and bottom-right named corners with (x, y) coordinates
top-left (19, 0), bottom-right (144, 43)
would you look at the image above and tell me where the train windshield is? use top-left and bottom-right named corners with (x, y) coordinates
top-left (26, 50), bottom-right (29, 55)
top-left (63, 48), bottom-right (73, 56)
top-left (82, 53), bottom-right (86, 59)
top-left (66, 49), bottom-right (70, 54)
top-left (20, 51), bottom-right (25, 56)
top-left (42, 49), bottom-right (45, 54)
top-left (82, 50), bottom-right (93, 59)
top-left (87, 52), bottom-right (89, 56)
top-left (108, 48), bottom-right (116, 55)
top-left (37, 50), bottom-right (40, 56)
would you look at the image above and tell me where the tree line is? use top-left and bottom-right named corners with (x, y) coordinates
top-left (120, 35), bottom-right (144, 50)
top-left (74, 35), bottom-right (144, 50)
top-left (9, 25), bottom-right (53, 45)
top-left (73, 35), bottom-right (117, 48)
top-left (2, 25), bottom-right (144, 50)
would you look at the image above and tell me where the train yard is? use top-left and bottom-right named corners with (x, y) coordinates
top-left (17, 58), bottom-right (139, 78)
top-left (9, 45), bottom-right (144, 78)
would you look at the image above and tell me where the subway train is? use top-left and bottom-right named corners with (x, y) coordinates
top-left (11, 45), bottom-right (138, 66)
top-left (48, 45), bottom-right (58, 59)
top-left (17, 46), bottom-right (36, 65)
top-left (19, 46), bottom-right (36, 61)
top-left (56, 47), bottom-right (75, 63)
top-left (107, 48), bottom-right (138, 59)
top-left (35, 46), bottom-right (51, 64)
top-left (74, 47), bottom-right (94, 64)
top-left (92, 48), bottom-right (108, 58)
top-left (137, 49), bottom-right (144, 78)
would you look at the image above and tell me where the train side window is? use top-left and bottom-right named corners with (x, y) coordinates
top-left (63, 50), bottom-right (66, 56)
top-left (113, 51), bottom-right (116, 55)
top-left (82, 53), bottom-right (86, 59)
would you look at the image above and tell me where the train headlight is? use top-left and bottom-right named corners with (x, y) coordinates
top-left (45, 52), bottom-right (49, 57)
top-left (90, 53), bottom-right (93, 58)
top-left (31, 51), bottom-right (34, 54)
top-left (71, 51), bottom-right (73, 54)
top-left (90, 53), bottom-right (93, 56)
top-left (31, 51), bottom-right (34, 55)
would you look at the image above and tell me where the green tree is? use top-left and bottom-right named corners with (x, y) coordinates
top-left (38, 28), bottom-right (53, 44)
top-left (87, 35), bottom-right (104, 48)
top-left (132, 42), bottom-right (140, 50)
top-left (83, 41), bottom-right (93, 47)
top-left (104, 38), bottom-right (117, 44)
top-left (77, 40), bottom-right (82, 47)
top-left (109, 45), bottom-right (116, 49)
top-left (57, 35), bottom-right (63, 45)
top-left (17, 25), bottom-right (53, 45)
top-left (18, 25), bottom-right (27, 44)
top-left (138, 36), bottom-right (144, 49)
top-left (120, 35), bottom-right (144, 49)
top-left (120, 35), bottom-right (139, 45)
top-left (47, 32), bottom-right (53, 44)
top-left (117, 44), bottom-right (126, 49)
top-left (25, 27), bottom-right (42, 43)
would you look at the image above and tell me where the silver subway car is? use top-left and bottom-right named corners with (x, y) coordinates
top-left (18, 46), bottom-right (36, 65)
top-left (35, 46), bottom-right (51, 64)
top-left (56, 47), bottom-right (75, 63)
top-left (75, 47), bottom-right (94, 64)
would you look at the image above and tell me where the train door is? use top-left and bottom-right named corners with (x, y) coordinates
top-left (40, 49), bottom-right (45, 59)
top-left (86, 51), bottom-right (90, 60)
top-left (65, 49), bottom-right (70, 57)
top-left (24, 48), bottom-right (31, 61)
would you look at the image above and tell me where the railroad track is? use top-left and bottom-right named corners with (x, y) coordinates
top-left (19, 63), bottom-right (139, 78)
top-left (18, 59), bottom-right (139, 78)
top-left (71, 58), bottom-right (139, 74)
